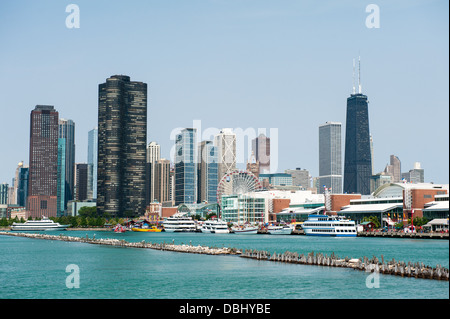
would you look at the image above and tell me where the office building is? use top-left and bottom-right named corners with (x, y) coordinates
top-left (97, 75), bottom-right (147, 217)
top-left (343, 58), bottom-right (372, 195)
top-left (155, 159), bottom-right (171, 204)
top-left (214, 128), bottom-right (236, 181)
top-left (252, 133), bottom-right (270, 174)
top-left (59, 119), bottom-right (75, 210)
top-left (0, 183), bottom-right (8, 205)
top-left (285, 168), bottom-right (310, 190)
top-left (28, 105), bottom-right (59, 218)
top-left (75, 163), bottom-right (88, 201)
top-left (402, 162), bottom-right (425, 184)
top-left (318, 122), bottom-right (342, 194)
top-left (198, 140), bottom-right (218, 203)
top-left (384, 155), bottom-right (401, 183)
top-left (146, 141), bottom-right (161, 205)
top-left (57, 138), bottom-right (66, 216)
top-left (175, 128), bottom-right (198, 205)
top-left (87, 128), bottom-right (98, 200)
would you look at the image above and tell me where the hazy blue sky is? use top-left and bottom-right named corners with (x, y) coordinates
top-left (0, 0), bottom-right (448, 185)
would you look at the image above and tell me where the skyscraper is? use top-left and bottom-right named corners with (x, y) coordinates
top-left (344, 58), bottom-right (372, 195)
top-left (97, 75), bottom-right (147, 217)
top-left (146, 141), bottom-right (161, 205)
top-left (318, 122), bottom-right (342, 194)
top-left (252, 133), bottom-right (270, 174)
top-left (28, 105), bottom-right (59, 218)
top-left (384, 155), bottom-right (401, 183)
top-left (154, 158), bottom-right (171, 204)
top-left (75, 163), bottom-right (88, 201)
top-left (59, 119), bottom-right (76, 210)
top-left (214, 128), bottom-right (236, 181)
top-left (87, 128), bottom-right (98, 200)
top-left (175, 128), bottom-right (198, 205)
top-left (57, 137), bottom-right (66, 216)
top-left (198, 140), bottom-right (218, 203)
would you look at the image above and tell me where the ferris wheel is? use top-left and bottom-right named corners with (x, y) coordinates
top-left (216, 170), bottom-right (263, 206)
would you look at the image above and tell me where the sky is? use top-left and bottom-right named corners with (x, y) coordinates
top-left (0, 0), bottom-right (448, 186)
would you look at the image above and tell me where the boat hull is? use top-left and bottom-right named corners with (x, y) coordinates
top-left (131, 228), bottom-right (162, 232)
top-left (10, 226), bottom-right (69, 231)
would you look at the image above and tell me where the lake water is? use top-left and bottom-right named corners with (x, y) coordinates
top-left (0, 230), bottom-right (448, 300)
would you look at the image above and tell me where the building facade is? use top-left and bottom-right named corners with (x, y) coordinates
top-left (175, 128), bottom-right (198, 205)
top-left (146, 141), bottom-right (161, 205)
top-left (214, 128), bottom-right (236, 181)
top-left (58, 118), bottom-right (76, 210)
top-left (198, 140), bottom-right (218, 204)
top-left (97, 75), bottom-right (147, 217)
top-left (343, 93), bottom-right (372, 195)
top-left (87, 128), bottom-right (98, 200)
top-left (318, 122), bottom-right (342, 194)
top-left (28, 105), bottom-right (59, 218)
top-left (252, 133), bottom-right (270, 174)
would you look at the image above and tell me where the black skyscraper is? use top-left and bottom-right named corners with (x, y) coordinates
top-left (343, 93), bottom-right (372, 195)
top-left (97, 75), bottom-right (147, 217)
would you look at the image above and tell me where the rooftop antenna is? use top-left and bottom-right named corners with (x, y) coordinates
top-left (352, 58), bottom-right (356, 94)
top-left (358, 55), bottom-right (362, 94)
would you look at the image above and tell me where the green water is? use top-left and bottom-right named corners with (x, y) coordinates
top-left (0, 231), bottom-right (448, 299)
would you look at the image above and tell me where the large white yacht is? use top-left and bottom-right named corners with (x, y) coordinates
top-left (10, 217), bottom-right (70, 231)
top-left (163, 213), bottom-right (197, 232)
top-left (302, 214), bottom-right (357, 237)
top-left (201, 219), bottom-right (229, 234)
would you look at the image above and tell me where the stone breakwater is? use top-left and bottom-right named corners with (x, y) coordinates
top-left (0, 232), bottom-right (241, 255)
top-left (1, 232), bottom-right (448, 282)
top-left (240, 249), bottom-right (449, 281)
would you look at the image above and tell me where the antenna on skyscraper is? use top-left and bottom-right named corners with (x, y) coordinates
top-left (352, 58), bottom-right (356, 94)
top-left (358, 55), bottom-right (362, 94)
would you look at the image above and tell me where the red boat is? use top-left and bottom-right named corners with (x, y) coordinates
top-left (113, 224), bottom-right (126, 233)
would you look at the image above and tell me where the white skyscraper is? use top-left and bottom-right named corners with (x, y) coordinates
top-left (318, 122), bottom-right (343, 194)
top-left (214, 128), bottom-right (236, 181)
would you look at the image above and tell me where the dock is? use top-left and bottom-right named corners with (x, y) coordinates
top-left (357, 231), bottom-right (449, 239)
top-left (1, 231), bottom-right (448, 282)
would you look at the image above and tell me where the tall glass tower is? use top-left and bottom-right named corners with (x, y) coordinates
top-left (97, 75), bottom-right (147, 217)
top-left (58, 118), bottom-right (75, 211)
top-left (87, 128), bottom-right (98, 200)
top-left (198, 140), bottom-right (218, 203)
top-left (175, 128), bottom-right (198, 205)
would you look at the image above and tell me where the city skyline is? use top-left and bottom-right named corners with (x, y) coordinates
top-left (0, 1), bottom-right (448, 186)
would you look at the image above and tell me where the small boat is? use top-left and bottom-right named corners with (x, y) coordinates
top-left (10, 217), bottom-right (70, 231)
top-left (131, 226), bottom-right (162, 232)
top-left (302, 214), bottom-right (357, 237)
top-left (113, 224), bottom-right (126, 233)
top-left (231, 224), bottom-right (258, 234)
top-left (267, 224), bottom-right (294, 235)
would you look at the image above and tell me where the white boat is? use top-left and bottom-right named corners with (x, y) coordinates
top-left (10, 217), bottom-right (70, 231)
top-left (201, 219), bottom-right (229, 234)
top-left (163, 213), bottom-right (197, 232)
top-left (231, 224), bottom-right (259, 234)
top-left (302, 214), bottom-right (357, 237)
top-left (267, 224), bottom-right (294, 235)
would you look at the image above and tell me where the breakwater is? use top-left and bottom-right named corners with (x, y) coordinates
top-left (1, 231), bottom-right (448, 282)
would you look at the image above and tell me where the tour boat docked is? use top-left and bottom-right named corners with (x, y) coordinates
top-left (10, 217), bottom-right (70, 231)
top-left (267, 224), bottom-right (294, 235)
top-left (163, 213), bottom-right (197, 232)
top-left (201, 219), bottom-right (229, 234)
top-left (302, 214), bottom-right (357, 237)
top-left (113, 224), bottom-right (126, 233)
top-left (231, 224), bottom-right (259, 234)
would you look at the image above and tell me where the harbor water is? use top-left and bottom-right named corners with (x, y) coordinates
top-left (0, 230), bottom-right (448, 299)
